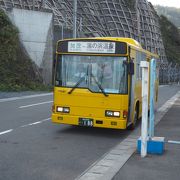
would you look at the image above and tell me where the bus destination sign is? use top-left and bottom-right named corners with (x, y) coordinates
top-left (68, 41), bottom-right (116, 54)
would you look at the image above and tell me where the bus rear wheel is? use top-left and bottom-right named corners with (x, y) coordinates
top-left (128, 105), bottom-right (138, 130)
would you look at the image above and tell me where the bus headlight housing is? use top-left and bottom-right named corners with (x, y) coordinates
top-left (105, 110), bottom-right (120, 117)
top-left (57, 106), bottom-right (70, 113)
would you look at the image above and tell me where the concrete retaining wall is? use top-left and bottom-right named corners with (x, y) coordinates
top-left (9, 8), bottom-right (53, 85)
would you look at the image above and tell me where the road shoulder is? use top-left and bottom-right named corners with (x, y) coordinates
top-left (76, 91), bottom-right (180, 180)
top-left (113, 95), bottom-right (180, 180)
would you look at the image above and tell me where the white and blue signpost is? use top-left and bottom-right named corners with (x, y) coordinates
top-left (138, 59), bottom-right (165, 157)
top-left (149, 59), bottom-right (156, 137)
top-left (140, 61), bottom-right (149, 158)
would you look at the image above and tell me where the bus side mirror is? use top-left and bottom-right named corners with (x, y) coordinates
top-left (129, 61), bottom-right (134, 75)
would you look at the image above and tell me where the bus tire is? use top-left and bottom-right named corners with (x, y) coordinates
top-left (128, 105), bottom-right (138, 130)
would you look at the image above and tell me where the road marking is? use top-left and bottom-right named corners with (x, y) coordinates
top-left (0, 93), bottom-right (52, 103)
top-left (76, 91), bottom-right (180, 180)
top-left (19, 101), bottom-right (53, 108)
top-left (20, 118), bottom-right (51, 128)
top-left (28, 122), bottom-right (42, 126)
top-left (0, 118), bottom-right (50, 136)
top-left (0, 129), bottom-right (13, 136)
top-left (159, 85), bottom-right (169, 88)
top-left (167, 140), bottom-right (180, 145)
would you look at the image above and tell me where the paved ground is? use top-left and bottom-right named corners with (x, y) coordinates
top-left (0, 92), bottom-right (130, 180)
top-left (113, 95), bottom-right (180, 180)
top-left (0, 85), bottom-right (179, 180)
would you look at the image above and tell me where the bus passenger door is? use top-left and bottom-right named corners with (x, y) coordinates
top-left (128, 56), bottom-right (136, 127)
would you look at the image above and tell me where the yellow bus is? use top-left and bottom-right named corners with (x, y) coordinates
top-left (52, 37), bottom-right (159, 130)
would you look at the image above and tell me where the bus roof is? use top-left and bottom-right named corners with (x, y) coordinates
top-left (94, 37), bottom-right (142, 48)
top-left (93, 37), bottom-right (159, 58)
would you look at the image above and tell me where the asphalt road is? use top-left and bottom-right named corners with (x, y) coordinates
top-left (0, 85), bottom-right (179, 180)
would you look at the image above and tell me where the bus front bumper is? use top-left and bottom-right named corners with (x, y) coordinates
top-left (52, 113), bottom-right (127, 130)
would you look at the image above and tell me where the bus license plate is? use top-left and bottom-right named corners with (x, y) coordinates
top-left (79, 118), bottom-right (93, 127)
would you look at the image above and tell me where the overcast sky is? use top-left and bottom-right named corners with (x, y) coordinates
top-left (148, 0), bottom-right (180, 8)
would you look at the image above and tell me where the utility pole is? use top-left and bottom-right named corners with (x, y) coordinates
top-left (33, 0), bottom-right (35, 10)
top-left (73, 0), bottom-right (77, 38)
top-left (135, 0), bottom-right (141, 41)
top-left (41, 0), bottom-right (45, 9)
top-left (61, 23), bottom-right (64, 40)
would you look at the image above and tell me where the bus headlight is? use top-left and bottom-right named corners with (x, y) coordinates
top-left (57, 107), bottom-right (63, 112)
top-left (63, 107), bottom-right (70, 113)
top-left (57, 106), bottom-right (70, 113)
top-left (105, 110), bottom-right (120, 117)
top-left (114, 111), bottom-right (120, 117)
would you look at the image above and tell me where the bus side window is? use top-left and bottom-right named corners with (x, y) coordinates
top-left (136, 52), bottom-right (141, 80)
top-left (136, 52), bottom-right (146, 80)
top-left (140, 53), bottom-right (146, 79)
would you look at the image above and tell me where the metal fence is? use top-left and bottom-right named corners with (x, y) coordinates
top-left (159, 62), bottom-right (180, 84)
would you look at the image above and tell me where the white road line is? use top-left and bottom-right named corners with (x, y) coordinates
top-left (167, 140), bottom-right (180, 145)
top-left (159, 85), bottom-right (169, 88)
top-left (19, 101), bottom-right (53, 109)
top-left (0, 129), bottom-right (13, 136)
top-left (20, 118), bottom-right (51, 128)
top-left (76, 91), bottom-right (180, 180)
top-left (28, 121), bottom-right (42, 126)
top-left (0, 118), bottom-right (50, 135)
top-left (0, 93), bottom-right (52, 103)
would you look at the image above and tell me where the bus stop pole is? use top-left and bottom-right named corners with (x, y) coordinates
top-left (140, 61), bottom-right (149, 158)
top-left (149, 59), bottom-right (156, 138)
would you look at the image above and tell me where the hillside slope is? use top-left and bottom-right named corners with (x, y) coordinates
top-left (0, 9), bottom-right (44, 91)
top-left (155, 5), bottom-right (180, 28)
top-left (159, 15), bottom-right (180, 64)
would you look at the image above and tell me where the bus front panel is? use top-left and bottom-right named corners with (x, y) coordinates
top-left (52, 87), bottom-right (129, 129)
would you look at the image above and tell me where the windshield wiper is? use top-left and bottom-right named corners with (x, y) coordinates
top-left (68, 76), bottom-right (86, 94)
top-left (91, 73), bottom-right (108, 97)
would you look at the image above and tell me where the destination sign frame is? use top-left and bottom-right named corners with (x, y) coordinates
top-left (68, 41), bottom-right (116, 54)
top-left (57, 40), bottom-right (127, 55)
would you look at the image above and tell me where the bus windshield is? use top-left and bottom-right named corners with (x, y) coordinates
top-left (55, 55), bottom-right (128, 94)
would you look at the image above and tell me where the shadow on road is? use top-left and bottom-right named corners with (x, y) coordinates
top-left (55, 125), bottom-right (132, 139)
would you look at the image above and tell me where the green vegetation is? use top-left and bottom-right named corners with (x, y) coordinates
top-left (0, 9), bottom-right (50, 91)
top-left (155, 5), bottom-right (180, 28)
top-left (159, 15), bottom-right (180, 64)
top-left (154, 5), bottom-right (180, 64)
